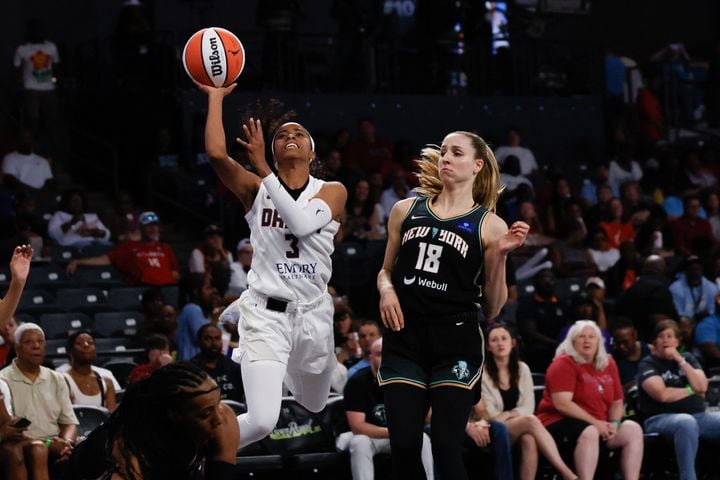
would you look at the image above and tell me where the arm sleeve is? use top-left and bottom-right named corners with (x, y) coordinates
top-left (545, 356), bottom-right (577, 395)
top-left (480, 375), bottom-right (502, 419)
top-left (47, 212), bottom-right (66, 243)
top-left (516, 362), bottom-right (536, 416)
top-left (262, 174), bottom-right (333, 237)
top-left (342, 377), bottom-right (368, 414)
top-left (56, 374), bottom-right (79, 425)
top-left (636, 357), bottom-right (660, 385)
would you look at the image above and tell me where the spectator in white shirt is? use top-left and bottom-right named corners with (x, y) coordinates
top-left (227, 238), bottom-right (253, 298)
top-left (493, 127), bottom-right (539, 176)
top-left (1, 129), bottom-right (53, 191)
top-left (608, 143), bottom-right (643, 193)
top-left (47, 189), bottom-right (112, 248)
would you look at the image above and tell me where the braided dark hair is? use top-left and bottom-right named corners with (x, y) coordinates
top-left (105, 362), bottom-right (215, 480)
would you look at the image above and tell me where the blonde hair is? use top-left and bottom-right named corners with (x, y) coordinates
top-left (414, 131), bottom-right (504, 211)
top-left (555, 320), bottom-right (609, 371)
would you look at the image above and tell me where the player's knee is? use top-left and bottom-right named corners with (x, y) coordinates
top-left (26, 442), bottom-right (49, 464)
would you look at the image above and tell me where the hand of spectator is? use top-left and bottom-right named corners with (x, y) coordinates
top-left (48, 437), bottom-right (73, 462)
top-left (237, 118), bottom-right (271, 178)
top-left (192, 79), bottom-right (237, 98)
top-left (498, 221), bottom-right (530, 254)
top-left (158, 352), bottom-right (174, 367)
top-left (593, 420), bottom-right (614, 441)
top-left (9, 244), bottom-right (33, 283)
top-left (379, 286), bottom-right (404, 331)
top-left (0, 419), bottom-right (28, 442)
top-left (66, 260), bottom-right (79, 275)
top-left (466, 420), bottom-right (491, 447)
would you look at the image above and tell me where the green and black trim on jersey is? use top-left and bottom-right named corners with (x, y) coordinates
top-left (391, 196), bottom-right (489, 318)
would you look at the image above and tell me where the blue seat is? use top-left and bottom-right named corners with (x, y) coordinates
top-left (74, 265), bottom-right (124, 288)
top-left (17, 289), bottom-right (58, 315)
top-left (107, 287), bottom-right (147, 311)
top-left (27, 264), bottom-right (75, 290)
top-left (93, 311), bottom-right (143, 338)
top-left (55, 287), bottom-right (111, 314)
top-left (38, 312), bottom-right (94, 339)
top-left (73, 405), bottom-right (110, 439)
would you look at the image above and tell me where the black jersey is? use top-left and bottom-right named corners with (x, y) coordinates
top-left (392, 196), bottom-right (489, 318)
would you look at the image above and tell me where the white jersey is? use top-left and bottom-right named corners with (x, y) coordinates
top-left (246, 176), bottom-right (338, 302)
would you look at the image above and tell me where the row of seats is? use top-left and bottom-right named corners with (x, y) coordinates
top-left (15, 311), bottom-right (143, 340)
top-left (12, 286), bottom-right (178, 315)
top-left (0, 264), bottom-right (124, 289)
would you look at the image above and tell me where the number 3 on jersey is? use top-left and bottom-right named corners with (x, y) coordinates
top-left (414, 241), bottom-right (442, 273)
top-left (285, 234), bottom-right (300, 258)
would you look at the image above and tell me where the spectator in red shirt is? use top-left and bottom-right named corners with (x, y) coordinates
top-left (672, 194), bottom-right (716, 257)
top-left (599, 197), bottom-right (635, 249)
top-left (66, 211), bottom-right (180, 286)
top-left (536, 320), bottom-right (643, 480)
top-left (126, 334), bottom-right (173, 384)
top-left (344, 117), bottom-right (395, 179)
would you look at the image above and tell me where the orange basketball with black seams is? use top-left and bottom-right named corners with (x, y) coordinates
top-left (183, 27), bottom-right (245, 87)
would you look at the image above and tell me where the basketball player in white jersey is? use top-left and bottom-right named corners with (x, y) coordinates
top-left (197, 82), bottom-right (347, 448)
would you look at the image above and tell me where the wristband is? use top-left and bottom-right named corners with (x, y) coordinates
top-left (611, 420), bottom-right (621, 428)
top-left (45, 438), bottom-right (52, 448)
top-left (686, 384), bottom-right (694, 395)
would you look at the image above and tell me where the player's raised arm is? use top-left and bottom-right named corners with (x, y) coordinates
top-left (196, 81), bottom-right (261, 211)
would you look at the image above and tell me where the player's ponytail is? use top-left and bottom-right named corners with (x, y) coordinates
top-left (414, 132), bottom-right (504, 211)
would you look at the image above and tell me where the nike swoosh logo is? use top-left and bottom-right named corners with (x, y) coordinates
top-left (455, 322), bottom-right (464, 326)
top-left (403, 276), bottom-right (416, 285)
top-left (315, 209), bottom-right (324, 215)
top-left (411, 215), bottom-right (426, 220)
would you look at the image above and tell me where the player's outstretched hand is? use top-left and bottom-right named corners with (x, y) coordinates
top-left (498, 221), bottom-right (530, 254)
top-left (237, 118), bottom-right (271, 177)
top-left (192, 79), bottom-right (237, 98)
top-left (379, 287), bottom-right (404, 332)
top-left (10, 244), bottom-right (33, 283)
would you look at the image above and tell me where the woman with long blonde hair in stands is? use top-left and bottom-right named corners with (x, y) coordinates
top-left (378, 132), bottom-right (529, 479)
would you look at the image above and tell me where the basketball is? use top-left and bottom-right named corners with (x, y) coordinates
top-left (182, 27), bottom-right (245, 87)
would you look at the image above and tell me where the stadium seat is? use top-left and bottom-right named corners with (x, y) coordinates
top-left (52, 246), bottom-right (81, 264)
top-left (554, 276), bottom-right (586, 301)
top-left (94, 337), bottom-right (133, 353)
top-left (0, 267), bottom-right (9, 290)
top-left (27, 264), bottom-right (74, 290)
top-left (17, 289), bottom-right (58, 315)
top-left (93, 311), bottom-right (143, 338)
top-left (161, 285), bottom-right (179, 307)
top-left (107, 287), bottom-right (147, 311)
top-left (45, 338), bottom-right (68, 356)
top-left (73, 405), bottom-right (110, 439)
top-left (531, 372), bottom-right (546, 386)
top-left (101, 359), bottom-right (138, 390)
top-left (74, 265), bottom-right (124, 288)
top-left (55, 287), bottom-right (111, 315)
top-left (14, 312), bottom-right (36, 325)
top-left (38, 312), bottom-right (94, 339)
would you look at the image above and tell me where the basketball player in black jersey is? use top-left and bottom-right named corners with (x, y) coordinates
top-left (377, 131), bottom-right (529, 479)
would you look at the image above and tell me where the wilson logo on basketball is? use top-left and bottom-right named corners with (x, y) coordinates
top-left (207, 36), bottom-right (223, 77)
top-left (183, 27), bottom-right (246, 87)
